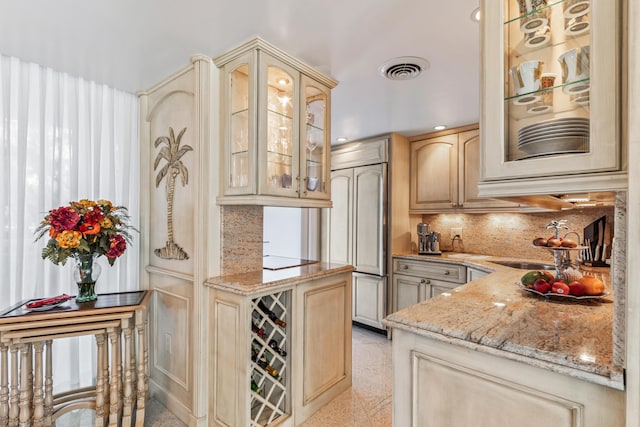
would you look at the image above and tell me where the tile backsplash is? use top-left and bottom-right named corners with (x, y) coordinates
top-left (419, 207), bottom-right (614, 262)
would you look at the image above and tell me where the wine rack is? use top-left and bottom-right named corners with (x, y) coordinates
top-left (250, 291), bottom-right (290, 426)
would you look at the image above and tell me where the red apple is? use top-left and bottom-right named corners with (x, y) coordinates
top-left (533, 278), bottom-right (551, 293)
top-left (568, 281), bottom-right (587, 296)
top-left (552, 282), bottom-right (570, 295)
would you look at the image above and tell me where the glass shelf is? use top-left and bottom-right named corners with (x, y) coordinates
top-left (267, 109), bottom-right (294, 121)
top-left (504, 0), bottom-right (565, 25)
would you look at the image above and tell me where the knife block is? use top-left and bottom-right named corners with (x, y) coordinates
top-left (583, 215), bottom-right (608, 267)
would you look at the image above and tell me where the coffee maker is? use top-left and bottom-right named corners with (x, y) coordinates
top-left (417, 223), bottom-right (441, 255)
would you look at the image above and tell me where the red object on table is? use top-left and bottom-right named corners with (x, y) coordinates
top-left (26, 294), bottom-right (73, 309)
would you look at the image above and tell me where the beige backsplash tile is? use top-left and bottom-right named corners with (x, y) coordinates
top-left (420, 207), bottom-right (614, 262)
top-left (221, 205), bottom-right (264, 274)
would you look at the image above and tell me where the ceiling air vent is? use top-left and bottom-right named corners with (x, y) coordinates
top-left (378, 56), bottom-right (430, 81)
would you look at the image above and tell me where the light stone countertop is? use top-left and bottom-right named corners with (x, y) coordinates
top-left (386, 252), bottom-right (623, 390)
top-left (205, 262), bottom-right (354, 296)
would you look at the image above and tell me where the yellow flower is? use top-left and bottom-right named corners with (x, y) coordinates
top-left (77, 199), bottom-right (97, 209)
top-left (99, 217), bottom-right (113, 229)
top-left (56, 230), bottom-right (82, 249)
top-left (97, 199), bottom-right (113, 210)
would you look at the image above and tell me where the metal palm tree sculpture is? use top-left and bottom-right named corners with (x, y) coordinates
top-left (154, 126), bottom-right (192, 260)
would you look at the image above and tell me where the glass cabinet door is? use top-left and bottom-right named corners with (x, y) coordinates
top-left (224, 54), bottom-right (256, 195)
top-left (481, 0), bottom-right (620, 183)
top-left (300, 76), bottom-right (330, 199)
top-left (259, 54), bottom-right (300, 197)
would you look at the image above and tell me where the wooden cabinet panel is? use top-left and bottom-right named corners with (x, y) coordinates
top-left (410, 124), bottom-right (518, 213)
top-left (412, 351), bottom-right (580, 427)
top-left (393, 274), bottom-right (423, 312)
top-left (352, 273), bottom-right (386, 329)
top-left (353, 164), bottom-right (386, 275)
top-left (295, 273), bottom-right (352, 422)
top-left (410, 134), bottom-right (457, 210)
top-left (327, 169), bottom-right (353, 265)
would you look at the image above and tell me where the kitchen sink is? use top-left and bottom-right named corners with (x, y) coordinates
top-left (490, 260), bottom-right (555, 270)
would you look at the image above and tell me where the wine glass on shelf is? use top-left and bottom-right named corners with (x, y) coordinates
top-left (307, 133), bottom-right (318, 158)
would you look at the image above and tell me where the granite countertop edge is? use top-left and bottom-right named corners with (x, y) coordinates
top-left (387, 252), bottom-right (623, 390)
top-left (205, 263), bottom-right (354, 295)
top-left (384, 317), bottom-right (624, 390)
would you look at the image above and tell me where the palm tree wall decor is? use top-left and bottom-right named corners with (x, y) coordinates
top-left (153, 126), bottom-right (192, 260)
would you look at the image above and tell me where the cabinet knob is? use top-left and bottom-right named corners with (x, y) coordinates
top-left (444, 271), bottom-right (451, 275)
top-left (402, 265), bottom-right (408, 270)
top-left (420, 279), bottom-right (427, 284)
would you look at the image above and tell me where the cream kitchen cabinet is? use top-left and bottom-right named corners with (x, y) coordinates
top-left (410, 124), bottom-right (518, 213)
top-left (392, 257), bottom-right (467, 312)
top-left (208, 269), bottom-right (352, 426)
top-left (479, 0), bottom-right (626, 198)
top-left (214, 37), bottom-right (337, 208)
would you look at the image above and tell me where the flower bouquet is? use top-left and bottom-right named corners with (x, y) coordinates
top-left (34, 199), bottom-right (135, 302)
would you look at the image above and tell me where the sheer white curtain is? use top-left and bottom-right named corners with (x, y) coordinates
top-left (0, 54), bottom-right (140, 391)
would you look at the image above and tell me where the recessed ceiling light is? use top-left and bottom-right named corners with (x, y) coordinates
top-left (471, 7), bottom-right (481, 22)
top-left (378, 56), bottom-right (430, 81)
top-left (277, 78), bottom-right (289, 85)
top-left (336, 137), bottom-right (349, 143)
top-left (434, 125), bottom-right (447, 131)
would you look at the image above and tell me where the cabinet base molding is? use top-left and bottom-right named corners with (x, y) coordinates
top-left (149, 381), bottom-right (202, 427)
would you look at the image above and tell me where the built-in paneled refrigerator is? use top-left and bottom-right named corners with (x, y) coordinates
top-left (323, 135), bottom-right (411, 331)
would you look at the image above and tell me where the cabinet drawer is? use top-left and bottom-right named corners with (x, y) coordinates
top-left (393, 259), bottom-right (466, 284)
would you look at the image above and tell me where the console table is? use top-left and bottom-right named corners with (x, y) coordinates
top-left (0, 290), bottom-right (150, 427)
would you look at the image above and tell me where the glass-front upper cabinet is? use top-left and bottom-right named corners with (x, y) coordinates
top-left (301, 76), bottom-right (330, 199)
top-left (479, 0), bottom-right (625, 196)
top-left (215, 37), bottom-right (337, 207)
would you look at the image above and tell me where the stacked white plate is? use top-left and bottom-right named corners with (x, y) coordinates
top-left (518, 117), bottom-right (589, 157)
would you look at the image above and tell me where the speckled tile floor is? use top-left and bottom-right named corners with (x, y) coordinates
top-left (299, 325), bottom-right (393, 427)
top-left (55, 325), bottom-right (392, 426)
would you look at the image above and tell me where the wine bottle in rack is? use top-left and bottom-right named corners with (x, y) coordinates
top-left (251, 349), bottom-right (282, 381)
top-left (251, 380), bottom-right (262, 393)
top-left (257, 300), bottom-right (287, 328)
top-left (268, 339), bottom-right (287, 357)
top-left (252, 321), bottom-right (266, 338)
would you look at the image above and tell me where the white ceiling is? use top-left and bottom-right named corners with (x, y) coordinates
top-left (0, 0), bottom-right (481, 142)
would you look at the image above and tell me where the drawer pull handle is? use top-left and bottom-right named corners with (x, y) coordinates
top-left (402, 265), bottom-right (409, 270)
top-left (445, 271), bottom-right (451, 275)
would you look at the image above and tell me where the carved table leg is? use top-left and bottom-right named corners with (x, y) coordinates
top-left (116, 329), bottom-right (122, 416)
top-left (95, 334), bottom-right (106, 427)
top-left (26, 346), bottom-right (32, 415)
top-left (121, 319), bottom-right (133, 427)
top-left (32, 342), bottom-right (44, 427)
top-left (108, 328), bottom-right (120, 426)
top-left (134, 309), bottom-right (147, 427)
top-left (18, 344), bottom-right (30, 427)
top-left (43, 341), bottom-right (52, 427)
top-left (8, 344), bottom-right (18, 427)
top-left (0, 343), bottom-right (8, 427)
top-left (102, 334), bottom-right (110, 417)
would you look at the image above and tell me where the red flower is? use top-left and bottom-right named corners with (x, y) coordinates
top-left (83, 207), bottom-right (104, 224)
top-left (106, 235), bottom-right (127, 259)
top-left (48, 207), bottom-right (80, 230)
top-left (79, 222), bottom-right (101, 235)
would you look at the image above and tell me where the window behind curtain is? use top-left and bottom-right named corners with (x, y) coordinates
top-left (0, 54), bottom-right (140, 392)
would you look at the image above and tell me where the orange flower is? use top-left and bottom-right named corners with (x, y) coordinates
top-left (49, 228), bottom-right (58, 238)
top-left (79, 222), bottom-right (101, 235)
top-left (56, 230), bottom-right (82, 249)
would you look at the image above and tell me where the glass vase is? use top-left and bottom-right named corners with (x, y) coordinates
top-left (73, 253), bottom-right (101, 302)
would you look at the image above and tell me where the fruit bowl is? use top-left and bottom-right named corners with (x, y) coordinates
top-left (517, 282), bottom-right (609, 301)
